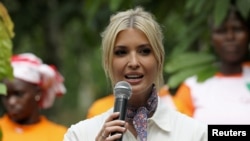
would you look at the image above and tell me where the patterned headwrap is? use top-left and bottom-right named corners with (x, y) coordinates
top-left (11, 53), bottom-right (66, 109)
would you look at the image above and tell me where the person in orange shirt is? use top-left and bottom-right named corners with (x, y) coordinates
top-left (173, 3), bottom-right (250, 124)
top-left (0, 53), bottom-right (67, 141)
top-left (86, 84), bottom-right (175, 118)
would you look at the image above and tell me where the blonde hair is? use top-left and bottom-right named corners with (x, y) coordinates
top-left (101, 7), bottom-right (165, 91)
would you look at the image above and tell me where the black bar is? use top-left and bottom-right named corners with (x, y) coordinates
top-left (208, 125), bottom-right (250, 141)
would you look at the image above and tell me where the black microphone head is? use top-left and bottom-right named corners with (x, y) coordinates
top-left (114, 81), bottom-right (132, 100)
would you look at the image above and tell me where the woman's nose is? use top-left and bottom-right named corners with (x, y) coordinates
top-left (128, 53), bottom-right (139, 69)
top-left (225, 30), bottom-right (235, 40)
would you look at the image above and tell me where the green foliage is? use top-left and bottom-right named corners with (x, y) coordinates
top-left (110, 0), bottom-right (123, 11)
top-left (213, 0), bottom-right (230, 26)
top-left (0, 84), bottom-right (7, 96)
top-left (0, 2), bottom-right (14, 95)
top-left (237, 0), bottom-right (250, 19)
top-left (165, 52), bottom-right (216, 73)
top-left (165, 52), bottom-right (217, 88)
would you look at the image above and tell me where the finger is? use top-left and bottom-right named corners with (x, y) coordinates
top-left (96, 125), bottom-right (127, 141)
top-left (101, 132), bottom-right (109, 140)
top-left (96, 125), bottom-right (125, 141)
top-left (107, 133), bottom-right (122, 141)
top-left (96, 113), bottom-right (127, 141)
top-left (102, 113), bottom-right (126, 129)
top-left (104, 112), bottom-right (120, 122)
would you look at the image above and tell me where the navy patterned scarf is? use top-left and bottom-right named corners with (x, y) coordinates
top-left (126, 86), bottom-right (158, 141)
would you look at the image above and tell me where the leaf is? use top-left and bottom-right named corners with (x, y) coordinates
top-left (83, 0), bottom-right (102, 27)
top-left (0, 32), bottom-right (13, 80)
top-left (0, 4), bottom-right (13, 81)
top-left (110, 0), bottom-right (123, 11)
top-left (186, 0), bottom-right (200, 10)
top-left (193, 0), bottom-right (206, 15)
top-left (236, 0), bottom-right (250, 20)
top-left (0, 83), bottom-right (7, 95)
top-left (213, 0), bottom-right (230, 27)
top-left (170, 16), bottom-right (207, 56)
top-left (0, 2), bottom-right (14, 38)
top-left (165, 52), bottom-right (216, 73)
top-left (167, 64), bottom-right (213, 88)
top-left (197, 64), bottom-right (218, 82)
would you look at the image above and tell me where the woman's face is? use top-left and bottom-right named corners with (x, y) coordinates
top-left (211, 11), bottom-right (250, 64)
top-left (1, 78), bottom-right (40, 122)
top-left (112, 28), bottom-right (158, 97)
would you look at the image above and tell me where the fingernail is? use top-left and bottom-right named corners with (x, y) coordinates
top-left (117, 133), bottom-right (122, 136)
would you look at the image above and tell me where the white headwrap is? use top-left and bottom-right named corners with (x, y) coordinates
top-left (11, 53), bottom-right (66, 109)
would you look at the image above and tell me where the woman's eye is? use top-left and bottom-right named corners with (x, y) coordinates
top-left (214, 28), bottom-right (226, 34)
top-left (2, 91), bottom-right (24, 99)
top-left (139, 48), bottom-right (151, 55)
top-left (14, 91), bottom-right (24, 97)
top-left (233, 26), bottom-right (244, 32)
top-left (114, 49), bottom-right (127, 56)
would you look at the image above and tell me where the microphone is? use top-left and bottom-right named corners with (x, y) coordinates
top-left (112, 81), bottom-right (132, 141)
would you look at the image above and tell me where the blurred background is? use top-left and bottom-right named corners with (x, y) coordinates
top-left (1, 0), bottom-right (249, 127)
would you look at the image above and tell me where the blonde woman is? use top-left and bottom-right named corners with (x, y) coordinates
top-left (64, 7), bottom-right (207, 141)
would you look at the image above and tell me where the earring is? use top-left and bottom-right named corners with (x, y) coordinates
top-left (35, 95), bottom-right (41, 101)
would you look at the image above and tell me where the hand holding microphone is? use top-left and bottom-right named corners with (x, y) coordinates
top-left (98, 81), bottom-right (132, 141)
top-left (112, 81), bottom-right (132, 141)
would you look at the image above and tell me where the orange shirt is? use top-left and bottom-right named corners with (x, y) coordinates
top-left (86, 85), bottom-right (170, 118)
top-left (172, 84), bottom-right (194, 117)
top-left (172, 62), bottom-right (250, 124)
top-left (0, 114), bottom-right (67, 141)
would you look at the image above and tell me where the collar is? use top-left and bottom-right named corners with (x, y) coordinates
top-left (149, 97), bottom-right (177, 132)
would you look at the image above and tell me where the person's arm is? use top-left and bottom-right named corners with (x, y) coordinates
top-left (173, 83), bottom-right (194, 117)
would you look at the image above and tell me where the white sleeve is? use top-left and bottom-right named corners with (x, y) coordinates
top-left (63, 122), bottom-right (86, 141)
top-left (63, 112), bottom-right (109, 141)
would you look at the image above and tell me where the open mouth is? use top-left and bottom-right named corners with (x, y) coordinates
top-left (125, 74), bottom-right (143, 79)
